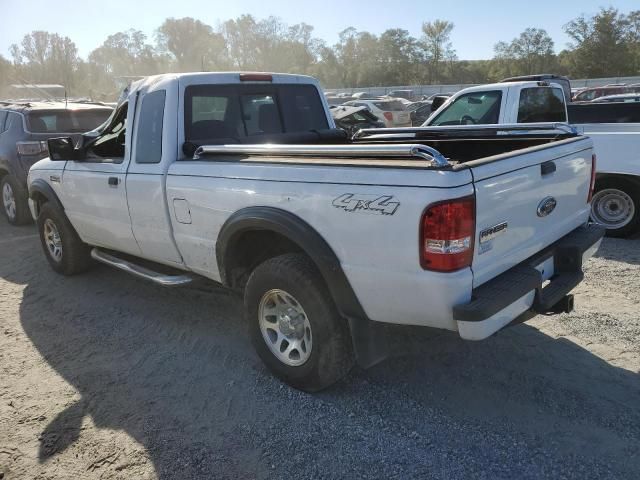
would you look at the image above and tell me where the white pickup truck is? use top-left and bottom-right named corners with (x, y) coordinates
top-left (421, 76), bottom-right (640, 237)
top-left (28, 72), bottom-right (603, 391)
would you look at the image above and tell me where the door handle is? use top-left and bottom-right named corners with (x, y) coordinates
top-left (540, 161), bottom-right (556, 176)
top-left (108, 177), bottom-right (120, 187)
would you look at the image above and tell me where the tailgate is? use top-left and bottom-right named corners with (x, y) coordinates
top-left (470, 137), bottom-right (593, 288)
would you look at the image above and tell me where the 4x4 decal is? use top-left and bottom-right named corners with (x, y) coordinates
top-left (332, 193), bottom-right (400, 215)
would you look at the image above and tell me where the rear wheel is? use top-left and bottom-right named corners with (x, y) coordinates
top-left (244, 253), bottom-right (354, 392)
top-left (1, 175), bottom-right (31, 225)
top-left (37, 203), bottom-right (94, 275)
top-left (591, 178), bottom-right (640, 238)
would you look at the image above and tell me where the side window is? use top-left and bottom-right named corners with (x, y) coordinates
top-left (135, 91), bottom-right (166, 164)
top-left (517, 88), bottom-right (566, 123)
top-left (579, 90), bottom-right (595, 101)
top-left (86, 102), bottom-right (127, 162)
top-left (0, 111), bottom-right (7, 133)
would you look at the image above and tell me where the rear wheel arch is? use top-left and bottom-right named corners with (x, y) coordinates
top-left (595, 173), bottom-right (640, 190)
top-left (216, 206), bottom-right (367, 321)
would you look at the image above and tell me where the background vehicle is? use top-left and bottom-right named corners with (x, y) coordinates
top-left (351, 92), bottom-right (378, 100)
top-left (0, 101), bottom-right (113, 224)
top-left (407, 101), bottom-right (433, 126)
top-left (330, 105), bottom-right (384, 135)
top-left (343, 99), bottom-right (410, 127)
top-left (573, 85), bottom-right (629, 102)
top-left (592, 93), bottom-right (640, 103)
top-left (387, 89), bottom-right (415, 101)
top-left (425, 93), bottom-right (453, 102)
top-left (28, 72), bottom-right (602, 391)
top-left (423, 79), bottom-right (640, 237)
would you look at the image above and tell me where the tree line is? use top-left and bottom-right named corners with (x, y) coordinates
top-left (1, 7), bottom-right (639, 100)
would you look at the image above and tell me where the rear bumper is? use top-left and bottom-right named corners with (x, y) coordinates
top-left (453, 224), bottom-right (605, 340)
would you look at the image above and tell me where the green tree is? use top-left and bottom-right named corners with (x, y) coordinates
top-left (87, 29), bottom-right (168, 98)
top-left (10, 31), bottom-right (80, 92)
top-left (378, 29), bottom-right (421, 85)
top-left (157, 17), bottom-right (227, 71)
top-left (563, 8), bottom-right (633, 77)
top-left (0, 55), bottom-right (14, 96)
top-left (285, 23), bottom-right (322, 74)
top-left (420, 20), bottom-right (456, 84)
top-left (626, 10), bottom-right (640, 74)
top-left (493, 28), bottom-right (555, 77)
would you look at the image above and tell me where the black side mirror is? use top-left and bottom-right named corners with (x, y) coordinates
top-left (431, 95), bottom-right (448, 112)
top-left (47, 137), bottom-right (81, 161)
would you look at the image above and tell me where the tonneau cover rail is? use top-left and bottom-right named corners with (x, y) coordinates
top-left (354, 122), bottom-right (578, 140)
top-left (193, 143), bottom-right (449, 167)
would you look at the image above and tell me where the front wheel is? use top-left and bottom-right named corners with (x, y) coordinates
top-left (591, 179), bottom-right (640, 238)
top-left (244, 254), bottom-right (354, 392)
top-left (37, 203), bottom-right (94, 275)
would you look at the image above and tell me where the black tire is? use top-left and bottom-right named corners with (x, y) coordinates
top-left (245, 253), bottom-right (354, 392)
top-left (591, 178), bottom-right (640, 238)
top-left (37, 202), bottom-right (94, 275)
top-left (1, 175), bottom-right (31, 225)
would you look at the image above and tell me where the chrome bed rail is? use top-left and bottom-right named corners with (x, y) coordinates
top-left (193, 143), bottom-right (450, 167)
top-left (353, 122), bottom-right (578, 139)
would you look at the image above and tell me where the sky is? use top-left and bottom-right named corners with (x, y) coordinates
top-left (0, 0), bottom-right (638, 61)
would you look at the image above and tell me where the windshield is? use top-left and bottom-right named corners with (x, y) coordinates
top-left (27, 109), bottom-right (113, 133)
top-left (429, 91), bottom-right (502, 126)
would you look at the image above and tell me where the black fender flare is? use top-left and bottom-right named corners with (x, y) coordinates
top-left (216, 206), bottom-right (388, 368)
top-left (595, 172), bottom-right (640, 190)
top-left (28, 178), bottom-right (65, 213)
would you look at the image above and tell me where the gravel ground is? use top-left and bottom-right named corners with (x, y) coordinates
top-left (0, 217), bottom-right (638, 479)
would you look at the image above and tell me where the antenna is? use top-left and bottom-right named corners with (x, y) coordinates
top-left (65, 89), bottom-right (68, 108)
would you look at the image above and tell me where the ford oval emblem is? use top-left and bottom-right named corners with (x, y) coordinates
top-left (537, 196), bottom-right (557, 217)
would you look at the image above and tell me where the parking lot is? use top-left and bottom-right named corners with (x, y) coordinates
top-left (0, 216), bottom-right (639, 479)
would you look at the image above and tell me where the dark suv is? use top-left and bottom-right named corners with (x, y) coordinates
top-left (0, 102), bottom-right (113, 224)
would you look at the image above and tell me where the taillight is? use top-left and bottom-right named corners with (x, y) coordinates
top-left (587, 153), bottom-right (597, 203)
top-left (420, 196), bottom-right (475, 272)
top-left (17, 141), bottom-right (48, 156)
top-left (383, 111), bottom-right (393, 121)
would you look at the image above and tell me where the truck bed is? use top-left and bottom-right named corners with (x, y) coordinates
top-left (190, 124), bottom-right (582, 167)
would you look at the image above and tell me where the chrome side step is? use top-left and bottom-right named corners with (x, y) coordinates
top-left (91, 248), bottom-right (193, 287)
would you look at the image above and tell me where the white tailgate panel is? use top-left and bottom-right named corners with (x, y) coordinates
top-left (471, 146), bottom-right (592, 288)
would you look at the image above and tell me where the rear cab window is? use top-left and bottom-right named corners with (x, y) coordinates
top-left (517, 87), bottom-right (566, 123)
top-left (429, 90), bottom-right (502, 126)
top-left (26, 109), bottom-right (112, 133)
top-left (184, 84), bottom-right (328, 143)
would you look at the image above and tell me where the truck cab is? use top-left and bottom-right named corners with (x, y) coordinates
top-left (425, 81), bottom-right (567, 127)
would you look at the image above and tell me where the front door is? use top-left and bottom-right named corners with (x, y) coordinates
top-left (60, 102), bottom-right (141, 256)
